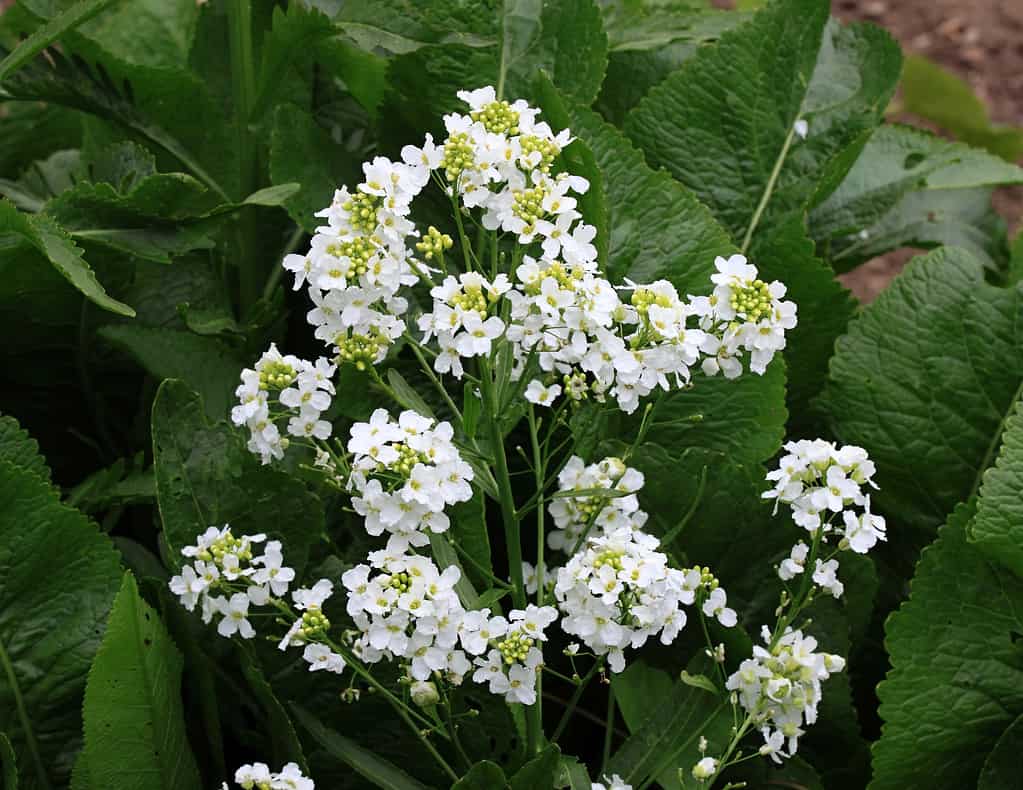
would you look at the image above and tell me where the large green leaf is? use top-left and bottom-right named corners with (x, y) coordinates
top-left (977, 714), bottom-right (1023, 790)
top-left (595, 10), bottom-right (749, 127)
top-left (821, 247), bottom-right (1023, 536)
top-left (334, 0), bottom-right (496, 56)
top-left (900, 54), bottom-right (1023, 163)
top-left (77, 572), bottom-right (200, 790)
top-left (561, 101), bottom-right (734, 291)
top-left (292, 705), bottom-right (430, 790)
top-left (970, 399), bottom-right (1023, 576)
top-left (871, 501), bottom-right (1023, 789)
top-left (811, 125), bottom-right (1023, 272)
top-left (453, 761), bottom-right (507, 790)
top-left (99, 325), bottom-right (246, 421)
top-left (1, 732), bottom-right (17, 790)
top-left (0, 415), bottom-right (50, 483)
top-left (0, 460), bottom-right (122, 790)
top-left (625, 2), bottom-right (899, 250)
top-left (0, 199), bottom-right (134, 316)
top-left (151, 380), bottom-right (324, 575)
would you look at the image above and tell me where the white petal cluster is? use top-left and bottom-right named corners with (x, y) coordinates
top-left (726, 626), bottom-right (846, 762)
top-left (276, 579), bottom-right (347, 675)
top-left (467, 604), bottom-right (559, 705)
top-left (231, 344), bottom-right (336, 464)
top-left (283, 154), bottom-right (430, 368)
top-left (547, 456), bottom-right (647, 554)
top-left (690, 255), bottom-right (798, 378)
top-left (763, 439), bottom-right (886, 597)
top-left (555, 525), bottom-right (707, 673)
top-left (592, 774), bottom-right (631, 790)
top-left (346, 408), bottom-right (474, 546)
top-left (228, 761), bottom-right (314, 790)
top-left (341, 544), bottom-right (472, 684)
top-left (169, 525), bottom-right (291, 640)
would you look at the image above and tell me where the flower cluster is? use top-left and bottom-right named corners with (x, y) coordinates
top-left (169, 525), bottom-right (291, 639)
top-left (726, 627), bottom-right (846, 762)
top-left (691, 255), bottom-right (797, 378)
top-left (231, 344), bottom-right (336, 464)
top-left (467, 604), bottom-right (559, 705)
top-left (763, 439), bottom-right (886, 598)
top-left (592, 775), bottom-right (631, 790)
top-left (547, 456), bottom-right (647, 554)
top-left (555, 526), bottom-right (706, 673)
top-left (284, 153), bottom-right (430, 367)
top-left (277, 579), bottom-right (347, 675)
top-left (341, 545), bottom-right (472, 684)
top-left (347, 409), bottom-right (474, 546)
top-left (227, 762), bottom-right (313, 790)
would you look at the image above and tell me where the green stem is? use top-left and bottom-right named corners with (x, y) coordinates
top-left (0, 639), bottom-right (51, 790)
top-left (227, 0), bottom-right (261, 314)
top-left (528, 406), bottom-right (547, 605)
top-left (740, 121), bottom-right (798, 254)
top-left (450, 188), bottom-right (474, 272)
top-left (551, 661), bottom-right (601, 743)
top-left (601, 687), bottom-right (616, 775)
top-left (263, 225), bottom-right (305, 300)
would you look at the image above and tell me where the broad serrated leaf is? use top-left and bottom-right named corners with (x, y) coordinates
top-left (99, 325), bottom-right (246, 421)
top-left (151, 380), bottom-right (323, 576)
top-left (595, 10), bottom-right (748, 127)
top-left (871, 501), bottom-right (1023, 789)
top-left (625, 4), bottom-right (899, 250)
top-left (977, 714), bottom-right (1023, 790)
top-left (0, 0), bottom-right (117, 83)
top-left (0, 198), bottom-right (134, 316)
top-left (0, 460), bottom-right (122, 790)
top-left (821, 247), bottom-right (1023, 536)
top-left (970, 398), bottom-right (1023, 576)
top-left (811, 124), bottom-right (1023, 271)
top-left (335, 0), bottom-right (496, 56)
top-left (78, 572), bottom-right (200, 790)
top-left (292, 704), bottom-right (431, 790)
top-left (900, 54), bottom-right (1023, 163)
top-left (509, 744), bottom-right (560, 790)
top-left (0, 150), bottom-right (81, 212)
top-left (749, 217), bottom-right (854, 432)
top-left (0, 414), bottom-right (50, 483)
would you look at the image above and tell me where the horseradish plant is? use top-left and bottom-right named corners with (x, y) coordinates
top-left (167, 87), bottom-right (886, 788)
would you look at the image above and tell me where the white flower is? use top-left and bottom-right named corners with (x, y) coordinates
top-left (702, 587), bottom-right (737, 628)
top-left (592, 774), bottom-right (631, 790)
top-left (812, 558), bottom-right (844, 599)
top-left (524, 379), bottom-right (562, 406)
top-left (691, 757), bottom-right (719, 780)
top-left (843, 506), bottom-right (887, 554)
top-left (778, 542), bottom-right (808, 581)
top-left (217, 593), bottom-right (255, 639)
top-left (303, 644), bottom-right (346, 674)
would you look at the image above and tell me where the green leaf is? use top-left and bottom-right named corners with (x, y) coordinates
top-left (821, 247), bottom-right (1023, 536)
top-left (386, 368), bottom-right (436, 418)
top-left (510, 744), bottom-right (560, 790)
top-left (555, 755), bottom-right (589, 789)
top-left (900, 54), bottom-right (1023, 163)
top-left (237, 647), bottom-right (307, 773)
top-left (978, 714), bottom-right (1023, 790)
top-left (0, 459), bottom-right (122, 790)
top-left (871, 501), bottom-right (1023, 789)
top-left (239, 183), bottom-right (301, 208)
top-left (599, 1), bottom-right (732, 52)
top-left (335, 0), bottom-right (496, 56)
top-left (292, 704), bottom-right (431, 790)
top-left (499, 0), bottom-right (608, 107)
top-left (609, 655), bottom-right (732, 790)
top-left (0, 0), bottom-right (117, 83)
top-left (1, 732), bottom-right (16, 790)
top-left (0, 414), bottom-right (50, 483)
top-left (811, 125), bottom-right (1023, 272)
top-left (970, 398), bottom-right (1023, 576)
top-left (269, 104), bottom-right (360, 233)
top-left (99, 325), bottom-right (246, 421)
top-left (0, 199), bottom-right (134, 316)
top-left (0, 150), bottom-right (82, 213)
top-left (561, 100), bottom-right (734, 292)
top-left (625, 5), bottom-right (900, 249)
top-left (750, 217), bottom-right (854, 432)
top-left (453, 761), bottom-right (507, 790)
top-left (1011, 230), bottom-right (1023, 286)
top-left (678, 671), bottom-right (718, 695)
top-left (595, 10), bottom-right (748, 127)
top-left (77, 572), bottom-right (200, 790)
top-left (449, 492), bottom-right (493, 595)
top-left (151, 380), bottom-right (324, 575)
